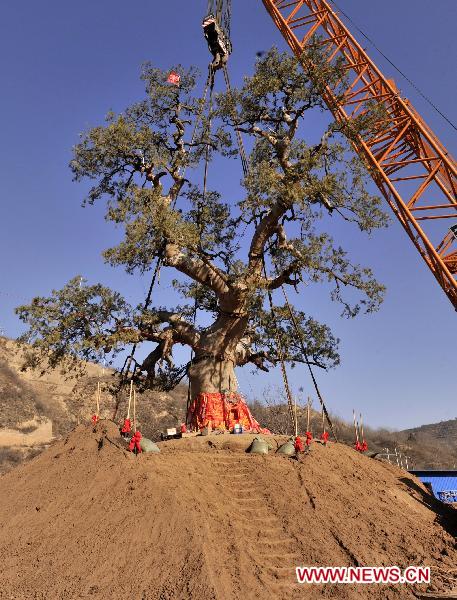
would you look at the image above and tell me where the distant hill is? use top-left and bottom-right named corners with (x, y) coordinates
top-left (250, 401), bottom-right (457, 470)
top-left (403, 419), bottom-right (457, 443)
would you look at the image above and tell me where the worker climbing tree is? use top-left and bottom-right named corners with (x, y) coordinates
top-left (16, 43), bottom-right (388, 432)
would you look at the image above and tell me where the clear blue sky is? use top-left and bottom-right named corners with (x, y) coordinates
top-left (0, 1), bottom-right (455, 429)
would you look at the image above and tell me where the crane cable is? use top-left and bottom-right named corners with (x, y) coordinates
top-left (222, 66), bottom-right (249, 177)
top-left (329, 0), bottom-right (457, 133)
top-left (222, 63), bottom-right (337, 440)
top-left (281, 286), bottom-right (338, 442)
top-left (207, 0), bottom-right (231, 39)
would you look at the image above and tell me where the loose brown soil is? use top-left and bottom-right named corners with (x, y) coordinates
top-left (0, 421), bottom-right (456, 599)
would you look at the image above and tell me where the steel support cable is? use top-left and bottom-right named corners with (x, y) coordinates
top-left (329, 0), bottom-right (457, 132)
top-left (119, 255), bottom-right (163, 378)
top-left (223, 62), bottom-right (301, 435)
top-left (222, 65), bottom-right (249, 177)
top-left (280, 284), bottom-right (338, 442)
top-left (263, 263), bottom-right (298, 435)
top-left (207, 0), bottom-right (232, 38)
top-left (120, 72), bottom-right (212, 378)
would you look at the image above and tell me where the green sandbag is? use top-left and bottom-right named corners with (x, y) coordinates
top-left (276, 439), bottom-right (295, 456)
top-left (247, 437), bottom-right (270, 455)
top-left (140, 437), bottom-right (161, 453)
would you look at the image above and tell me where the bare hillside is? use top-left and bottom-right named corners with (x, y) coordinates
top-left (0, 337), bottom-right (187, 473)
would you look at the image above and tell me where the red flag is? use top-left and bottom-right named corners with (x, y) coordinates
top-left (167, 71), bottom-right (180, 86)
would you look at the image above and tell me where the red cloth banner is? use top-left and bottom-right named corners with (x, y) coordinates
top-left (167, 71), bottom-right (180, 85)
top-left (294, 436), bottom-right (304, 452)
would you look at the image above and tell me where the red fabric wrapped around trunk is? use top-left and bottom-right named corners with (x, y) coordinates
top-left (187, 392), bottom-right (269, 434)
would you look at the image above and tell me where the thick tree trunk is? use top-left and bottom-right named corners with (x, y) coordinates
top-left (160, 291), bottom-right (266, 432)
top-left (187, 357), bottom-right (237, 398)
top-left (186, 324), bottom-right (267, 433)
top-left (187, 310), bottom-right (248, 398)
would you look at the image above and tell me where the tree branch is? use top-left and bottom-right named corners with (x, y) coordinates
top-left (153, 310), bottom-right (200, 347)
top-left (259, 260), bottom-right (301, 290)
top-left (164, 243), bottom-right (230, 296)
top-left (235, 340), bottom-right (275, 371)
top-left (247, 201), bottom-right (290, 276)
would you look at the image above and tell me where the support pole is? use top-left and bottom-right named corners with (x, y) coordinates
top-left (353, 409), bottom-right (360, 446)
top-left (133, 388), bottom-right (137, 433)
top-left (127, 380), bottom-right (133, 420)
top-left (96, 382), bottom-right (101, 417)
top-left (294, 395), bottom-right (298, 437)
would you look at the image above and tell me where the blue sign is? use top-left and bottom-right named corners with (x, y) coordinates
top-left (437, 490), bottom-right (457, 503)
top-left (410, 470), bottom-right (457, 503)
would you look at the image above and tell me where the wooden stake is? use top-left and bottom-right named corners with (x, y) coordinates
top-left (96, 381), bottom-right (100, 416)
top-left (307, 397), bottom-right (311, 431)
top-left (133, 388), bottom-right (136, 432)
top-left (359, 412), bottom-right (365, 442)
top-left (294, 396), bottom-right (298, 437)
top-left (353, 409), bottom-right (360, 445)
top-left (322, 405), bottom-right (325, 435)
top-left (127, 380), bottom-right (133, 420)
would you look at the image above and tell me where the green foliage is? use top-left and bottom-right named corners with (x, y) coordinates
top-left (249, 298), bottom-right (340, 370)
top-left (272, 231), bottom-right (385, 317)
top-left (215, 47), bottom-right (387, 316)
top-left (217, 45), bottom-right (347, 126)
top-left (71, 64), bottom-right (233, 274)
top-left (16, 277), bottom-right (134, 372)
top-left (18, 47), bottom-right (390, 385)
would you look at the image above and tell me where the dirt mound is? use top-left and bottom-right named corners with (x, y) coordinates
top-left (0, 422), bottom-right (456, 599)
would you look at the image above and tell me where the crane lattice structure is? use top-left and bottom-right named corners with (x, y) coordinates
top-left (262, 0), bottom-right (457, 309)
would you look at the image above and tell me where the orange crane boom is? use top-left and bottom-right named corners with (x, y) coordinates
top-left (262, 0), bottom-right (457, 309)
